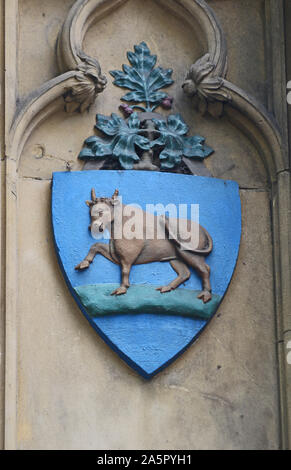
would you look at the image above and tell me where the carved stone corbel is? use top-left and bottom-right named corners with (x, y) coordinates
top-left (63, 52), bottom-right (107, 113)
top-left (57, 0), bottom-right (125, 113)
top-left (183, 53), bottom-right (231, 118)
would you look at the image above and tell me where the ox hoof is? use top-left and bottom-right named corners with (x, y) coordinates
top-left (156, 286), bottom-right (172, 294)
top-left (111, 286), bottom-right (128, 296)
top-left (75, 260), bottom-right (90, 271)
top-left (197, 290), bottom-right (212, 304)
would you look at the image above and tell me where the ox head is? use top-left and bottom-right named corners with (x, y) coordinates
top-left (86, 188), bottom-right (120, 239)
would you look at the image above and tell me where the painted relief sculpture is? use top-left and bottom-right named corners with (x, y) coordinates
top-left (52, 43), bottom-right (241, 378)
top-left (78, 42), bottom-right (213, 170)
top-left (75, 187), bottom-right (213, 303)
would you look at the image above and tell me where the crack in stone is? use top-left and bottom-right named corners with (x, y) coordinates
top-left (201, 392), bottom-right (235, 409)
top-left (21, 176), bottom-right (52, 181)
top-left (239, 187), bottom-right (270, 192)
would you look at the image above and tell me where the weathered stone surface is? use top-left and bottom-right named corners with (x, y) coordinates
top-left (208, 0), bottom-right (267, 107)
top-left (283, 331), bottom-right (291, 446)
top-left (18, 0), bottom-right (75, 98)
top-left (1, 0), bottom-right (289, 451)
top-left (0, 0), bottom-right (4, 448)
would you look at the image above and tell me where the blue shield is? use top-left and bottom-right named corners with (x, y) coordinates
top-left (52, 170), bottom-right (241, 378)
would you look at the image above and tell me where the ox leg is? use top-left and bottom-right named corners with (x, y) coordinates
top-left (111, 262), bottom-right (132, 296)
top-left (178, 251), bottom-right (212, 303)
top-left (110, 240), bottom-right (144, 296)
top-left (156, 260), bottom-right (190, 293)
top-left (75, 243), bottom-right (118, 271)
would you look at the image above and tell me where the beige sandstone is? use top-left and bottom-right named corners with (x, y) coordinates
top-left (0, 0), bottom-right (290, 450)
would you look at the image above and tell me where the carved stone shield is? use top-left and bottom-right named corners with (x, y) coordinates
top-left (52, 170), bottom-right (241, 378)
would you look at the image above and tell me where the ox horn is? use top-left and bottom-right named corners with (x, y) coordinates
top-left (111, 189), bottom-right (120, 206)
top-left (91, 188), bottom-right (97, 202)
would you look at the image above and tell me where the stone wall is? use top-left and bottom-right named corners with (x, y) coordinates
top-left (0, 0), bottom-right (290, 450)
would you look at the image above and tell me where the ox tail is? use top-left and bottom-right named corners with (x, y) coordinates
top-left (164, 217), bottom-right (213, 256)
top-left (194, 227), bottom-right (213, 256)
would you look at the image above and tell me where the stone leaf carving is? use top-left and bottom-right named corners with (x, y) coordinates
top-left (64, 52), bottom-right (107, 113)
top-left (78, 43), bottom-right (213, 171)
top-left (79, 111), bottom-right (213, 170)
top-left (183, 53), bottom-right (231, 117)
top-left (110, 41), bottom-right (174, 113)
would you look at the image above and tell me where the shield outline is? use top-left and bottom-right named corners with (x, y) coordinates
top-left (52, 170), bottom-right (241, 378)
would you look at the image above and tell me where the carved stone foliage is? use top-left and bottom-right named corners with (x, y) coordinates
top-left (182, 53), bottom-right (231, 118)
top-left (79, 111), bottom-right (213, 170)
top-left (64, 52), bottom-right (107, 113)
top-left (110, 41), bottom-right (174, 113)
top-left (79, 43), bottom-right (213, 170)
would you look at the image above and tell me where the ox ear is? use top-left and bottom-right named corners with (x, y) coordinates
top-left (86, 200), bottom-right (94, 207)
top-left (111, 189), bottom-right (120, 206)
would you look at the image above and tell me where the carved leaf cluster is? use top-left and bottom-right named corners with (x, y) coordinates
top-left (79, 113), bottom-right (213, 170)
top-left (183, 53), bottom-right (231, 117)
top-left (79, 112), bottom-right (150, 169)
top-left (152, 114), bottom-right (213, 169)
top-left (64, 52), bottom-right (107, 113)
top-left (110, 42), bottom-right (174, 112)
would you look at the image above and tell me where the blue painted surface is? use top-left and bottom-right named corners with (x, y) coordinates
top-left (52, 170), bottom-right (241, 378)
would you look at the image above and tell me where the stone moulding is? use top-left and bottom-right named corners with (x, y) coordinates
top-left (157, 0), bottom-right (228, 79)
top-left (56, 0), bottom-right (128, 74)
top-left (3, 0), bottom-right (291, 450)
